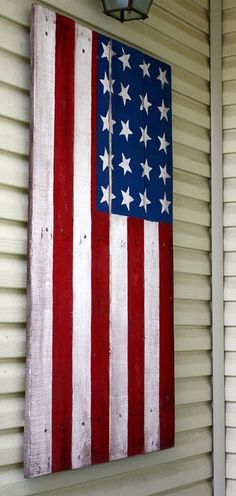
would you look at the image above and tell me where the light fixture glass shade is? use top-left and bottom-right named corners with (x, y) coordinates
top-left (102, 0), bottom-right (153, 22)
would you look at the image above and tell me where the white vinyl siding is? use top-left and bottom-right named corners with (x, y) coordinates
top-left (0, 0), bottom-right (212, 494)
top-left (223, 1), bottom-right (236, 495)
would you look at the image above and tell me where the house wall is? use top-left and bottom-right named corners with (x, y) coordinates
top-left (0, 0), bottom-right (212, 494)
top-left (223, 1), bottom-right (236, 495)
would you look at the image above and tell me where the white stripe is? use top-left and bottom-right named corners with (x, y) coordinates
top-left (24, 5), bottom-right (56, 478)
top-left (109, 214), bottom-right (128, 460)
top-left (72, 24), bottom-right (92, 469)
top-left (144, 220), bottom-right (160, 452)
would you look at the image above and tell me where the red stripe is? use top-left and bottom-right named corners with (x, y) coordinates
top-left (52, 14), bottom-right (75, 472)
top-left (128, 218), bottom-right (144, 456)
top-left (91, 31), bottom-right (110, 464)
top-left (159, 223), bottom-right (174, 450)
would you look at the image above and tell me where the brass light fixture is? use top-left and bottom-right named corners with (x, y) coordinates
top-left (102, 0), bottom-right (153, 22)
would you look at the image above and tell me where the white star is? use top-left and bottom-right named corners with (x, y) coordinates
top-left (158, 133), bottom-right (170, 154)
top-left (101, 41), bottom-right (116, 61)
top-left (139, 60), bottom-right (151, 77)
top-left (141, 159), bottom-right (152, 180)
top-left (139, 189), bottom-right (151, 213)
top-left (139, 93), bottom-right (152, 115)
top-left (159, 192), bottom-right (171, 214)
top-left (100, 110), bottom-right (116, 133)
top-left (119, 153), bottom-right (132, 175)
top-left (118, 48), bottom-right (131, 71)
top-left (99, 148), bottom-right (114, 171)
top-left (158, 99), bottom-right (169, 121)
top-left (100, 185), bottom-right (116, 206)
top-left (120, 120), bottom-right (133, 141)
top-left (157, 67), bottom-right (169, 89)
top-left (121, 187), bottom-right (134, 211)
top-left (119, 83), bottom-right (131, 106)
top-left (159, 164), bottom-right (170, 185)
top-left (99, 72), bottom-right (115, 94)
top-left (140, 126), bottom-right (151, 148)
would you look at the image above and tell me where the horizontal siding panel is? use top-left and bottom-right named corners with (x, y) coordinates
top-left (224, 130), bottom-right (236, 153)
top-left (224, 152), bottom-right (236, 178)
top-left (174, 194), bottom-right (210, 226)
top-left (174, 143), bottom-right (210, 178)
top-left (224, 178), bottom-right (236, 201)
top-left (224, 277), bottom-right (236, 301)
top-left (223, 32), bottom-right (236, 57)
top-left (0, 49), bottom-right (29, 90)
top-left (225, 253), bottom-right (236, 275)
top-left (174, 247), bottom-right (210, 275)
top-left (227, 453), bottom-right (236, 479)
top-left (0, 117), bottom-right (28, 156)
top-left (224, 104), bottom-right (236, 129)
top-left (0, 221), bottom-right (27, 256)
top-left (225, 327), bottom-right (236, 350)
top-left (224, 227), bottom-right (236, 251)
top-left (224, 81), bottom-right (236, 106)
top-left (227, 428), bottom-right (236, 453)
top-left (173, 117), bottom-right (210, 153)
top-left (157, 481), bottom-right (212, 496)
top-left (175, 299), bottom-right (211, 326)
top-left (224, 203), bottom-right (236, 226)
top-left (226, 401), bottom-right (236, 427)
top-left (147, 5), bottom-right (209, 56)
top-left (0, 84), bottom-right (29, 124)
top-left (223, 7), bottom-right (236, 33)
top-left (174, 273), bottom-right (210, 300)
top-left (174, 221), bottom-right (210, 251)
top-left (0, 256), bottom-right (26, 289)
top-left (173, 93), bottom-right (210, 128)
top-left (0, 455), bottom-right (212, 496)
top-left (226, 377), bottom-right (236, 401)
top-left (175, 351), bottom-right (211, 378)
top-left (0, 327), bottom-right (25, 358)
top-left (0, 396), bottom-right (24, 429)
top-left (173, 67), bottom-right (209, 105)
top-left (175, 326), bottom-right (211, 351)
top-left (0, 187), bottom-right (28, 223)
top-left (224, 0), bottom-right (236, 9)
top-left (0, 16), bottom-right (29, 58)
top-left (176, 377), bottom-right (211, 405)
top-left (227, 479), bottom-right (236, 496)
top-left (0, 361), bottom-right (25, 394)
top-left (225, 351), bottom-right (236, 375)
top-left (0, 431), bottom-right (23, 467)
top-left (156, 0), bottom-right (209, 33)
top-left (0, 152), bottom-right (28, 189)
top-left (174, 170), bottom-right (210, 201)
top-left (225, 302), bottom-right (236, 325)
top-left (0, 290), bottom-right (26, 323)
top-left (175, 403), bottom-right (212, 432)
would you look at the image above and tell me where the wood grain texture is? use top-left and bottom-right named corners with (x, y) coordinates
top-left (24, 4), bottom-right (56, 478)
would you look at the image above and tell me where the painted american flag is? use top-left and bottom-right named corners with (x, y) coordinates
top-left (24, 4), bottom-right (174, 478)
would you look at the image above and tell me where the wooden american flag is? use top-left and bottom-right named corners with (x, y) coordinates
top-left (24, 4), bottom-right (174, 478)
